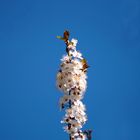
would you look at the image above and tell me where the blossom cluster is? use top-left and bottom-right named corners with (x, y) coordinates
top-left (57, 38), bottom-right (88, 140)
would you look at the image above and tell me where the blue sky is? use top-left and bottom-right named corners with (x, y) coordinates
top-left (0, 0), bottom-right (140, 140)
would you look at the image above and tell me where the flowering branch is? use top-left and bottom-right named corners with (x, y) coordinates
top-left (56, 31), bottom-right (92, 140)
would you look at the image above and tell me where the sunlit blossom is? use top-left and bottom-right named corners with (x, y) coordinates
top-left (57, 33), bottom-right (90, 140)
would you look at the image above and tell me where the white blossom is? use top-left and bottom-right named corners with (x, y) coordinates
top-left (57, 37), bottom-right (89, 140)
top-left (71, 38), bottom-right (78, 46)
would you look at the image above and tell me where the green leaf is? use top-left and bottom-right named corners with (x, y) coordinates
top-left (56, 36), bottom-right (62, 39)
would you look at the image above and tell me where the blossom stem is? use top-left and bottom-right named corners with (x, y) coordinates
top-left (69, 135), bottom-right (71, 140)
